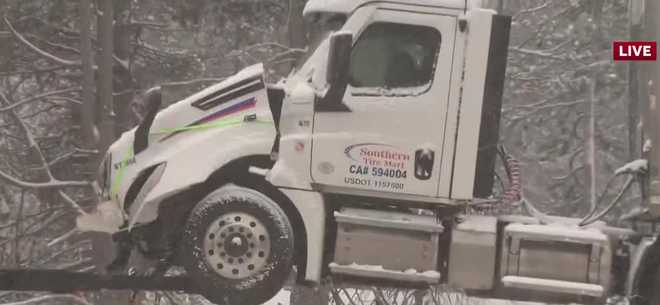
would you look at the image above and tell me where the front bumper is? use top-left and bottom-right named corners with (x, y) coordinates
top-left (76, 200), bottom-right (124, 234)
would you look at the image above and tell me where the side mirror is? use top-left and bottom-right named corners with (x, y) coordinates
top-left (133, 86), bottom-right (162, 154)
top-left (143, 86), bottom-right (163, 114)
top-left (326, 32), bottom-right (352, 88)
top-left (318, 32), bottom-right (352, 112)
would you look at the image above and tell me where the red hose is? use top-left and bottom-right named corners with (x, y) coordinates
top-left (501, 149), bottom-right (522, 204)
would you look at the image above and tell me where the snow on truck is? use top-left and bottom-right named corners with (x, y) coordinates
top-left (29, 0), bottom-right (655, 305)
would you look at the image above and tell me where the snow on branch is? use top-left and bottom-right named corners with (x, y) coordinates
top-left (162, 78), bottom-right (226, 87)
top-left (0, 94), bottom-right (92, 194)
top-left (509, 47), bottom-right (567, 61)
top-left (0, 167), bottom-right (91, 189)
top-left (58, 190), bottom-right (85, 214)
top-left (4, 17), bottom-right (81, 66)
top-left (514, 1), bottom-right (551, 16)
top-left (36, 239), bottom-right (91, 266)
top-left (130, 19), bottom-right (169, 28)
top-left (0, 87), bottom-right (81, 112)
top-left (24, 17), bottom-right (130, 72)
top-left (267, 48), bottom-right (306, 64)
top-left (228, 42), bottom-right (307, 57)
top-left (0, 99), bottom-right (89, 222)
top-left (45, 96), bottom-right (83, 105)
top-left (243, 42), bottom-right (306, 52)
top-left (615, 159), bottom-right (648, 175)
top-left (1, 294), bottom-right (94, 305)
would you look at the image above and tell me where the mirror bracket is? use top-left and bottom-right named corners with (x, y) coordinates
top-left (315, 89), bottom-right (351, 112)
top-left (134, 86), bottom-right (162, 154)
top-left (315, 32), bottom-right (352, 113)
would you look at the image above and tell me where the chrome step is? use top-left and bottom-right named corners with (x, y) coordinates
top-left (329, 262), bottom-right (440, 284)
top-left (501, 276), bottom-right (605, 297)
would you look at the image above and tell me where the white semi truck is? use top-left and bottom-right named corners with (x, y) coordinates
top-left (58, 0), bottom-right (659, 305)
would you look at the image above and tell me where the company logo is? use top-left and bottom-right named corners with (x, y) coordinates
top-left (344, 143), bottom-right (410, 168)
top-left (613, 41), bottom-right (657, 61)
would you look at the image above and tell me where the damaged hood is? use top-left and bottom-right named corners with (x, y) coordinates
top-left (109, 63), bottom-right (272, 161)
top-left (147, 63), bottom-right (269, 144)
top-left (98, 63), bottom-right (276, 228)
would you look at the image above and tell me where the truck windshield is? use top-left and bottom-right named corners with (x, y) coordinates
top-left (293, 13), bottom-right (346, 72)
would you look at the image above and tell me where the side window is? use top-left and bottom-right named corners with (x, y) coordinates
top-left (348, 22), bottom-right (441, 90)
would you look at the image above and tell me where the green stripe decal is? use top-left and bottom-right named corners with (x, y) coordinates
top-left (151, 117), bottom-right (273, 135)
top-left (112, 147), bottom-right (133, 200)
top-left (109, 116), bottom-right (272, 201)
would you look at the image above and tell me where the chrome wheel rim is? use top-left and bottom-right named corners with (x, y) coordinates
top-left (203, 212), bottom-right (271, 279)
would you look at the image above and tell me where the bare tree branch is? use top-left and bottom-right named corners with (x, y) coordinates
top-left (162, 77), bottom-right (226, 87)
top-left (0, 169), bottom-right (91, 189)
top-left (0, 87), bottom-right (81, 112)
top-left (509, 47), bottom-right (567, 60)
top-left (514, 0), bottom-right (551, 17)
top-left (58, 190), bottom-right (85, 213)
top-left (45, 96), bottom-right (83, 105)
top-left (35, 239), bottom-right (91, 266)
top-left (0, 294), bottom-right (94, 305)
top-left (0, 66), bottom-right (69, 76)
top-left (4, 17), bottom-right (81, 66)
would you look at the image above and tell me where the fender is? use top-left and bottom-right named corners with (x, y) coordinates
top-left (129, 122), bottom-right (277, 225)
top-left (106, 63), bottom-right (275, 225)
top-left (627, 236), bottom-right (660, 304)
top-left (279, 188), bottom-right (325, 283)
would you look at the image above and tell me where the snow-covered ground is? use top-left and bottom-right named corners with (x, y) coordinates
top-left (479, 299), bottom-right (541, 305)
top-left (263, 288), bottom-right (291, 305)
top-left (263, 287), bottom-right (544, 305)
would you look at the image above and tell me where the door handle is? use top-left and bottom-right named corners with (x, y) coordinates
top-left (414, 149), bottom-right (435, 180)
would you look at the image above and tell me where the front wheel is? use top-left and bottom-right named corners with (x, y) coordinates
top-left (181, 184), bottom-right (294, 305)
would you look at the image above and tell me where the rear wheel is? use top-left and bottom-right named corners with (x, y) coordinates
top-left (181, 184), bottom-right (294, 305)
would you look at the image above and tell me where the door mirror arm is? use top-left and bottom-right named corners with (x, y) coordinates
top-left (134, 86), bottom-right (162, 154)
top-left (316, 32), bottom-right (353, 112)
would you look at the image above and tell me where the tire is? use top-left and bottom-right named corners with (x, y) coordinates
top-left (181, 184), bottom-right (294, 305)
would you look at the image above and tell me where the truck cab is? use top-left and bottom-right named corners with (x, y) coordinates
top-left (79, 1), bottom-right (628, 305)
top-left (270, 0), bottom-right (509, 205)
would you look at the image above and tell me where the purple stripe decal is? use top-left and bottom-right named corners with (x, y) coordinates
top-left (195, 97), bottom-right (256, 124)
top-left (159, 97), bottom-right (257, 142)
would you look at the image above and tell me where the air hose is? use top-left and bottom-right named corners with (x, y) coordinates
top-left (476, 147), bottom-right (646, 228)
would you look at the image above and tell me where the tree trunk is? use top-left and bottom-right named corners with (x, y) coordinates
top-left (79, 0), bottom-right (96, 147)
top-left (92, 0), bottom-right (116, 281)
top-left (97, 0), bottom-right (115, 158)
top-left (287, 0), bottom-right (306, 50)
top-left (645, 0), bottom-right (660, 214)
top-left (584, 0), bottom-right (604, 214)
top-left (287, 0), bottom-right (307, 72)
top-left (585, 78), bottom-right (598, 213)
top-left (627, 0), bottom-right (643, 160)
top-left (113, 0), bottom-right (134, 134)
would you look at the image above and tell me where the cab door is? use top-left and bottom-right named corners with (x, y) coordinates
top-left (311, 8), bottom-right (457, 198)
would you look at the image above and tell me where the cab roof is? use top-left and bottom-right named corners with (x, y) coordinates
top-left (303, 0), bottom-right (484, 17)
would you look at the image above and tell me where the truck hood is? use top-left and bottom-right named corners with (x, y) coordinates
top-left (102, 63), bottom-right (275, 220)
top-left (109, 63), bottom-right (273, 153)
top-left (148, 63), bottom-right (268, 143)
top-left (112, 63), bottom-right (273, 160)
